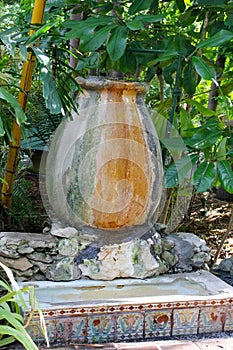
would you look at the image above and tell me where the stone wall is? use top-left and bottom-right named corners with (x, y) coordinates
top-left (0, 224), bottom-right (211, 282)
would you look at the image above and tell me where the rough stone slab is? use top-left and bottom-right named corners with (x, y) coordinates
top-left (27, 252), bottom-right (53, 263)
top-left (1, 232), bottom-right (57, 248)
top-left (17, 245), bottom-right (34, 254)
top-left (1, 257), bottom-right (33, 271)
top-left (0, 246), bottom-right (20, 258)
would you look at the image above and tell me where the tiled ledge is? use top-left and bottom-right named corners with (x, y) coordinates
top-left (20, 271), bottom-right (233, 346)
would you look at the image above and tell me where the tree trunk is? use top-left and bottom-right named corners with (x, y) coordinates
top-left (69, 6), bottom-right (81, 69)
top-left (208, 54), bottom-right (226, 111)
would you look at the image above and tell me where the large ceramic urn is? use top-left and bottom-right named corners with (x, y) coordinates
top-left (44, 77), bottom-right (163, 242)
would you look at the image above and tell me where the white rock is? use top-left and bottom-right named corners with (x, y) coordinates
top-left (51, 226), bottom-right (78, 238)
top-left (79, 239), bottom-right (160, 280)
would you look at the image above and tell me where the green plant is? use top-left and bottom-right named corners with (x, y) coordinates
top-left (0, 262), bottom-right (49, 349)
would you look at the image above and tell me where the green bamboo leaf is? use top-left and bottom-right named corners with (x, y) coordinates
top-left (81, 24), bottom-right (117, 52)
top-left (32, 47), bottom-right (50, 67)
top-left (217, 160), bottom-right (233, 194)
top-left (0, 88), bottom-right (26, 125)
top-left (192, 56), bottom-right (216, 80)
top-left (217, 137), bottom-right (228, 160)
top-left (185, 99), bottom-right (216, 116)
top-left (197, 30), bottom-right (233, 49)
top-left (40, 67), bottom-right (62, 114)
top-left (193, 161), bottom-right (215, 192)
top-left (26, 23), bottom-right (55, 45)
top-left (107, 26), bottom-right (127, 61)
top-left (0, 115), bottom-right (4, 136)
top-left (128, 0), bottom-right (154, 15)
top-left (19, 44), bottom-right (28, 61)
top-left (164, 155), bottom-right (198, 188)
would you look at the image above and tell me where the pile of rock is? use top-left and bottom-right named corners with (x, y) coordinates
top-left (0, 224), bottom-right (211, 282)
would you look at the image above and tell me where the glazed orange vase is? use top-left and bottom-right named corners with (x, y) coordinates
top-left (45, 77), bottom-right (163, 241)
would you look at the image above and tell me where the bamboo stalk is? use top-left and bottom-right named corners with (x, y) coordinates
top-left (1, 0), bottom-right (46, 209)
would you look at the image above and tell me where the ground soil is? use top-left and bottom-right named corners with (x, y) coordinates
top-left (179, 191), bottom-right (233, 263)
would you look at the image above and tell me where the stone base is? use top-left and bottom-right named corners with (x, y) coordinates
top-left (0, 225), bottom-right (211, 282)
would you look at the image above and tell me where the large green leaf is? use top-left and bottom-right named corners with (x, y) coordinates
top-left (193, 161), bottom-right (215, 192)
top-left (0, 88), bottom-right (26, 125)
top-left (196, 0), bottom-right (228, 5)
top-left (164, 155), bottom-right (198, 188)
top-left (107, 26), bottom-right (127, 61)
top-left (179, 8), bottom-right (198, 27)
top-left (228, 148), bottom-right (233, 158)
top-left (80, 24), bottom-right (117, 52)
top-left (183, 62), bottom-right (196, 95)
top-left (126, 20), bottom-right (143, 31)
top-left (185, 99), bottom-right (216, 116)
top-left (197, 30), bottom-right (233, 49)
top-left (192, 56), bottom-right (216, 80)
top-left (148, 51), bottom-right (178, 66)
top-left (136, 14), bottom-right (166, 22)
top-left (184, 129), bottom-right (222, 149)
top-left (64, 16), bottom-right (113, 38)
top-left (180, 108), bottom-right (194, 138)
top-left (217, 137), bottom-right (228, 160)
top-left (217, 160), bottom-right (233, 193)
top-left (128, 0), bottom-right (154, 15)
top-left (161, 137), bottom-right (187, 152)
top-left (176, 0), bottom-right (186, 12)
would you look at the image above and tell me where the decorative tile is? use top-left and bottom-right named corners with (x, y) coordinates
top-left (87, 313), bottom-right (115, 343)
top-left (198, 306), bottom-right (226, 333)
top-left (116, 312), bottom-right (144, 341)
top-left (144, 309), bottom-right (172, 338)
top-left (55, 316), bottom-right (87, 343)
top-left (44, 319), bottom-right (56, 343)
top-left (27, 321), bottom-right (45, 345)
top-left (224, 304), bottom-right (233, 331)
top-left (172, 308), bottom-right (199, 335)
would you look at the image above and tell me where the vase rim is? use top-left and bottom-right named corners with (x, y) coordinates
top-left (76, 76), bottom-right (148, 93)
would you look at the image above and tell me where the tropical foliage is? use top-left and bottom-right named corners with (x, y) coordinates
top-left (0, 262), bottom-right (48, 349)
top-left (0, 0), bottom-right (232, 210)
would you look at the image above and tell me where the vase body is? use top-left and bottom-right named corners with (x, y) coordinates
top-left (45, 77), bottom-right (163, 240)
